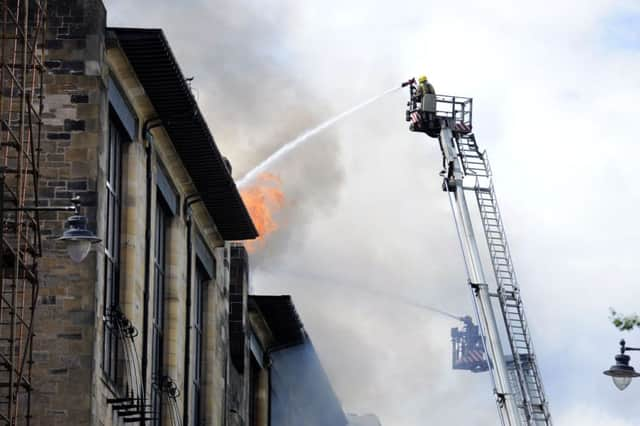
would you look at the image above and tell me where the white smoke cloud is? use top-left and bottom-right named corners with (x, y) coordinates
top-left (106, 0), bottom-right (640, 424)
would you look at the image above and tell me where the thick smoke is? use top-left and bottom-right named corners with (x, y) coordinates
top-left (191, 2), bottom-right (347, 266)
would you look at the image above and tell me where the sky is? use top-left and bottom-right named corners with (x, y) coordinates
top-left (106, 1), bottom-right (640, 424)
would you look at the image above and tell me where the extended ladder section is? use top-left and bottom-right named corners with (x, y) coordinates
top-left (407, 89), bottom-right (552, 426)
top-left (457, 134), bottom-right (552, 425)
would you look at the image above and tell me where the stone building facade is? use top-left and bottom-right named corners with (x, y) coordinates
top-left (31, 1), bottom-right (258, 425)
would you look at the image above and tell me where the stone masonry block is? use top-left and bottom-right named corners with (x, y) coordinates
top-left (47, 133), bottom-right (71, 140)
top-left (70, 94), bottom-right (88, 103)
top-left (64, 119), bottom-right (85, 131)
top-left (70, 161), bottom-right (89, 177)
top-left (65, 148), bottom-right (87, 161)
top-left (45, 40), bottom-right (64, 50)
top-left (67, 180), bottom-right (87, 190)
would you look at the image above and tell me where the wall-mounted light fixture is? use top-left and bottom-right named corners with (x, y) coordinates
top-left (57, 216), bottom-right (101, 262)
top-left (56, 196), bottom-right (101, 262)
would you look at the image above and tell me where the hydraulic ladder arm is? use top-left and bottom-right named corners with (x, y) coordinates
top-left (404, 85), bottom-right (552, 426)
top-left (440, 122), bottom-right (522, 426)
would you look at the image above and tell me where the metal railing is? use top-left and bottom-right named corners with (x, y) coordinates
top-left (435, 94), bottom-right (473, 127)
top-left (105, 307), bottom-right (150, 422)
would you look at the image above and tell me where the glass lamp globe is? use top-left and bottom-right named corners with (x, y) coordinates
top-left (66, 239), bottom-right (93, 263)
top-left (612, 376), bottom-right (633, 391)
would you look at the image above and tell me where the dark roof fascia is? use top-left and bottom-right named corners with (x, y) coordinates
top-left (250, 295), bottom-right (307, 350)
top-left (108, 27), bottom-right (258, 240)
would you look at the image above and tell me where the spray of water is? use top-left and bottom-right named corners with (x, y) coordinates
top-left (237, 85), bottom-right (402, 188)
top-left (405, 301), bottom-right (464, 321)
top-left (258, 267), bottom-right (464, 323)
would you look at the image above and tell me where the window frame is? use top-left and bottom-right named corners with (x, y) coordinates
top-left (249, 355), bottom-right (261, 426)
top-left (151, 203), bottom-right (168, 426)
top-left (102, 112), bottom-right (125, 385)
top-left (191, 265), bottom-right (207, 425)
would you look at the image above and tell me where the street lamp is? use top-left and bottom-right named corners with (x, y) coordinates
top-left (57, 214), bottom-right (101, 262)
top-left (603, 339), bottom-right (640, 390)
top-left (56, 196), bottom-right (101, 262)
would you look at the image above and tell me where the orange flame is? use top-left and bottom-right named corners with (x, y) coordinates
top-left (240, 172), bottom-right (285, 252)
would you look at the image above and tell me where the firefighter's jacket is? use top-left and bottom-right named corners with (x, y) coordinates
top-left (417, 81), bottom-right (436, 113)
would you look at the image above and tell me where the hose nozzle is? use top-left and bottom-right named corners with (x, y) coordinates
top-left (401, 78), bottom-right (416, 88)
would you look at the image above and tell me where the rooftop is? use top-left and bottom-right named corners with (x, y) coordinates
top-left (109, 27), bottom-right (258, 241)
top-left (250, 295), bottom-right (306, 350)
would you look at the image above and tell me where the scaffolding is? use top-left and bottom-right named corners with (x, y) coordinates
top-left (0, 0), bottom-right (46, 424)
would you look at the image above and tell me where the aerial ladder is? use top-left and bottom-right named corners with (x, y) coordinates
top-left (402, 78), bottom-right (552, 426)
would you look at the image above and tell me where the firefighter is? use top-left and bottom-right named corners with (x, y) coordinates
top-left (407, 75), bottom-right (439, 137)
top-left (418, 75), bottom-right (439, 136)
top-left (417, 75), bottom-right (436, 115)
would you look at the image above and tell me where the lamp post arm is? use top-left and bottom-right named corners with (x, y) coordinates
top-left (618, 339), bottom-right (640, 354)
top-left (4, 206), bottom-right (76, 212)
top-left (5, 195), bottom-right (81, 214)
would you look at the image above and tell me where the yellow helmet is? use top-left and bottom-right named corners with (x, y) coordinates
top-left (418, 75), bottom-right (427, 83)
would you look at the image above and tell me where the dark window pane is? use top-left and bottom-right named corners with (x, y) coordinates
top-left (151, 205), bottom-right (167, 426)
top-left (191, 268), bottom-right (205, 425)
top-left (102, 115), bottom-right (123, 385)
